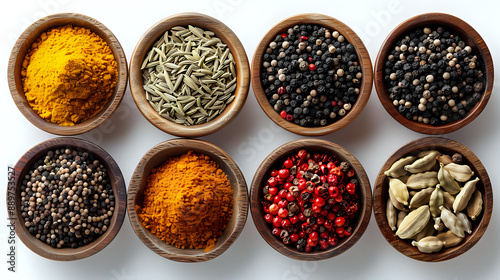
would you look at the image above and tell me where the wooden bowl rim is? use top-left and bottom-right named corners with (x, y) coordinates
top-left (7, 137), bottom-right (127, 261)
top-left (129, 12), bottom-right (250, 138)
top-left (7, 12), bottom-right (128, 136)
top-left (250, 138), bottom-right (372, 260)
top-left (373, 137), bottom-right (493, 262)
top-left (127, 138), bottom-right (248, 262)
top-left (374, 12), bottom-right (494, 135)
top-left (251, 13), bottom-right (373, 136)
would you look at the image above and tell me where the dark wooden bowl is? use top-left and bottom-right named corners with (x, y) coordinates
top-left (250, 139), bottom-right (372, 260)
top-left (7, 13), bottom-right (128, 135)
top-left (127, 139), bottom-right (248, 262)
top-left (251, 13), bottom-right (373, 136)
top-left (374, 13), bottom-right (494, 134)
top-left (373, 137), bottom-right (493, 262)
top-left (6, 137), bottom-right (127, 261)
top-left (129, 13), bottom-right (250, 138)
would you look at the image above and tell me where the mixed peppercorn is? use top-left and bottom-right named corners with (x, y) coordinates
top-left (383, 26), bottom-right (485, 125)
top-left (20, 148), bottom-right (114, 249)
top-left (261, 149), bottom-right (360, 252)
top-left (260, 24), bottom-right (362, 127)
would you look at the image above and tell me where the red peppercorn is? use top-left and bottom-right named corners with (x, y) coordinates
top-left (336, 227), bottom-right (345, 235)
top-left (347, 169), bottom-right (355, 177)
top-left (272, 228), bottom-right (281, 236)
top-left (290, 215), bottom-right (299, 224)
top-left (309, 231), bottom-right (319, 241)
top-left (327, 212), bottom-right (336, 221)
top-left (329, 186), bottom-right (339, 198)
top-left (346, 183), bottom-right (356, 195)
top-left (307, 238), bottom-right (317, 247)
top-left (278, 208), bottom-right (288, 218)
top-left (300, 35), bottom-right (308, 41)
top-left (278, 189), bottom-right (288, 198)
top-left (290, 234), bottom-right (299, 243)
top-left (308, 57), bottom-right (313, 63)
top-left (328, 236), bottom-right (338, 246)
top-left (320, 231), bottom-right (329, 240)
top-left (268, 177), bottom-right (278, 187)
top-left (297, 149), bottom-right (308, 160)
top-left (281, 219), bottom-right (291, 228)
top-left (320, 209), bottom-right (328, 217)
top-left (324, 220), bottom-right (333, 229)
top-left (316, 216), bottom-right (325, 226)
top-left (284, 159), bottom-right (294, 169)
top-left (277, 86), bottom-right (286, 94)
top-left (299, 231), bottom-right (306, 239)
top-left (304, 244), bottom-right (312, 252)
top-left (281, 33), bottom-right (287, 38)
top-left (314, 197), bottom-right (325, 207)
top-left (319, 239), bottom-right (329, 250)
top-left (279, 110), bottom-right (287, 118)
top-left (298, 213), bottom-right (306, 221)
top-left (277, 199), bottom-right (288, 209)
top-left (273, 195), bottom-right (281, 203)
top-left (286, 193), bottom-right (296, 202)
top-left (286, 114), bottom-right (293, 121)
top-left (269, 203), bottom-right (278, 215)
top-left (309, 64), bottom-right (316, 71)
top-left (264, 214), bottom-right (273, 223)
top-left (273, 216), bottom-right (282, 228)
top-left (312, 204), bottom-right (321, 213)
top-left (335, 194), bottom-right (343, 203)
top-left (335, 217), bottom-right (345, 227)
top-left (327, 174), bottom-right (338, 185)
top-left (311, 224), bottom-right (319, 231)
top-left (278, 169), bottom-right (290, 179)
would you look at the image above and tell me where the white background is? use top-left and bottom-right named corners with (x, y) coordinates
top-left (1, 0), bottom-right (499, 279)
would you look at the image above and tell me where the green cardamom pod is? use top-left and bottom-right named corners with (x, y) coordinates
top-left (384, 156), bottom-right (416, 178)
top-left (436, 230), bottom-right (464, 248)
top-left (404, 151), bottom-right (438, 174)
top-left (386, 199), bottom-right (397, 231)
top-left (429, 185), bottom-right (444, 218)
top-left (438, 163), bottom-right (461, 195)
top-left (396, 205), bottom-right (430, 239)
top-left (444, 163), bottom-right (474, 182)
top-left (440, 206), bottom-right (465, 238)
top-left (467, 188), bottom-right (483, 221)
top-left (389, 178), bottom-right (409, 206)
top-left (412, 236), bottom-right (443, 253)
top-left (453, 177), bottom-right (479, 213)
top-left (409, 187), bottom-right (434, 210)
top-left (406, 171), bottom-right (438, 189)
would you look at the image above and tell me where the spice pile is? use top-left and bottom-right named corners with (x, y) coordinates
top-left (261, 149), bottom-right (361, 252)
top-left (141, 25), bottom-right (237, 126)
top-left (383, 26), bottom-right (485, 125)
top-left (260, 24), bottom-right (362, 127)
top-left (136, 150), bottom-right (233, 250)
top-left (384, 150), bottom-right (483, 253)
top-left (20, 148), bottom-right (114, 248)
top-left (22, 25), bottom-right (118, 126)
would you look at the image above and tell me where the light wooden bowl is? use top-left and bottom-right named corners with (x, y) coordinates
top-left (250, 139), bottom-right (372, 260)
top-left (6, 137), bottom-right (127, 261)
top-left (129, 13), bottom-right (250, 138)
top-left (373, 137), bottom-right (493, 262)
top-left (374, 13), bottom-right (494, 134)
top-left (127, 139), bottom-right (248, 262)
top-left (7, 13), bottom-right (128, 135)
top-left (251, 13), bottom-right (373, 136)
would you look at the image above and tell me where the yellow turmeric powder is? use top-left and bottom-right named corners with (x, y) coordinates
top-left (136, 150), bottom-right (233, 251)
top-left (22, 25), bottom-right (117, 126)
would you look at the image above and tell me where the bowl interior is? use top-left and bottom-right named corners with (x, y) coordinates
top-left (374, 13), bottom-right (494, 134)
top-left (10, 137), bottom-right (126, 261)
top-left (128, 139), bottom-right (248, 262)
top-left (250, 139), bottom-right (372, 260)
top-left (8, 13), bottom-right (128, 135)
top-left (373, 137), bottom-right (493, 262)
top-left (251, 13), bottom-right (373, 136)
top-left (129, 13), bottom-right (249, 137)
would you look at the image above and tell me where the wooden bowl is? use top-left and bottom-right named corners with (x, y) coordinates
top-left (7, 13), bottom-right (128, 135)
top-left (127, 139), bottom-right (248, 262)
top-left (129, 13), bottom-right (250, 138)
top-left (250, 139), bottom-right (372, 260)
top-left (6, 137), bottom-right (127, 261)
top-left (374, 13), bottom-right (494, 134)
top-left (251, 13), bottom-right (373, 136)
top-left (373, 137), bottom-right (493, 262)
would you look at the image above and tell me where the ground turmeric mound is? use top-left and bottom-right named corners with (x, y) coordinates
top-left (22, 25), bottom-right (117, 126)
top-left (136, 150), bottom-right (233, 250)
